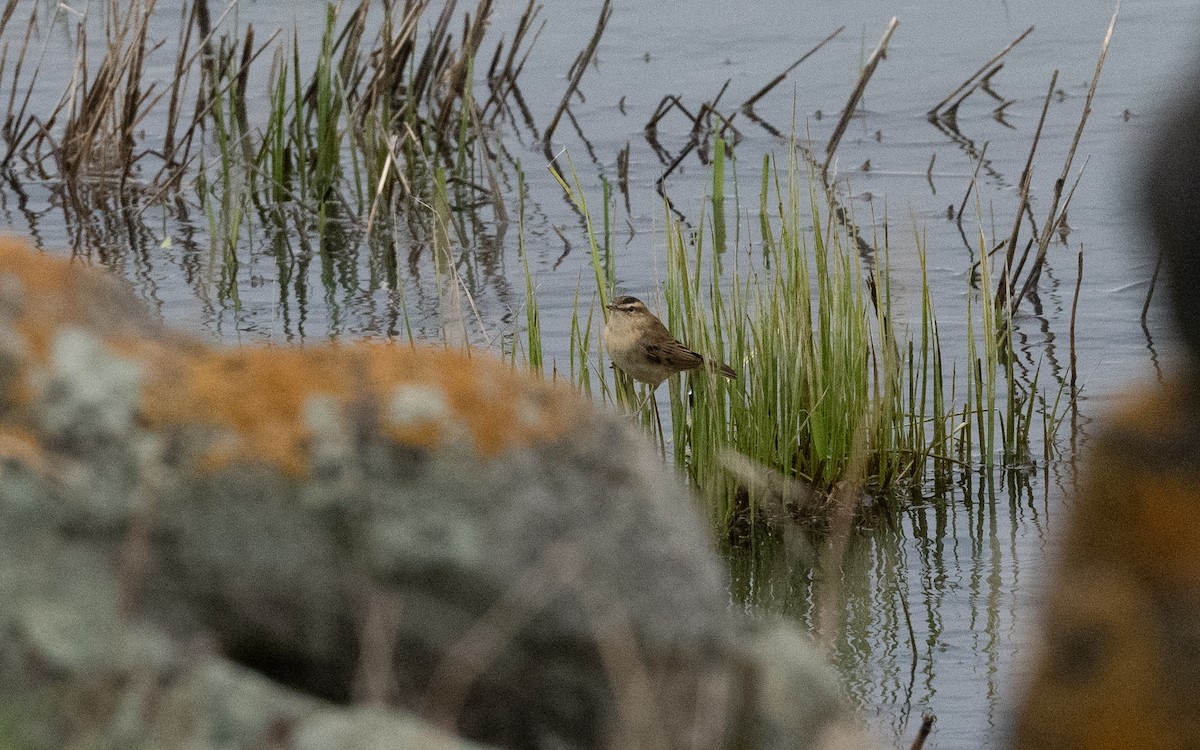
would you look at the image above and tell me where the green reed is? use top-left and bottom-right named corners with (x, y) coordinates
top-left (545, 138), bottom-right (1066, 530)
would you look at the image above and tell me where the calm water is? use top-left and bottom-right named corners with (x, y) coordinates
top-left (3, 1), bottom-right (1197, 746)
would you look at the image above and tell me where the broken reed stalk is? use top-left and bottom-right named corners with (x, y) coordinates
top-left (651, 77), bottom-right (738, 183)
top-left (823, 16), bottom-right (898, 176)
top-left (161, 0), bottom-right (197, 162)
top-left (1010, 2), bottom-right (1119, 316)
top-left (544, 0), bottom-right (611, 144)
top-left (1141, 249), bottom-right (1161, 325)
top-left (943, 63), bottom-right (1000, 119)
top-left (909, 713), bottom-right (936, 750)
top-left (646, 95), bottom-right (699, 134)
top-left (481, 0), bottom-right (542, 120)
top-left (59, 0), bottom-right (161, 176)
top-left (0, 0), bottom-right (19, 38)
top-left (956, 141), bottom-right (989, 222)
top-left (997, 71), bottom-right (1058, 310)
top-left (4, 4), bottom-right (56, 164)
top-left (433, 0), bottom-right (496, 135)
top-left (690, 77), bottom-right (732, 144)
top-left (928, 25), bottom-right (1034, 118)
top-left (1070, 246), bottom-right (1082, 396)
top-left (740, 25), bottom-right (845, 111)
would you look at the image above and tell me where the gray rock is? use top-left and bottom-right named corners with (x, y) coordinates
top-left (0, 240), bottom-right (854, 749)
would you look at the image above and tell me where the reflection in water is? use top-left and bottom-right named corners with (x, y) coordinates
top-left (0, 168), bottom-right (525, 346)
top-left (727, 465), bottom-right (1060, 747)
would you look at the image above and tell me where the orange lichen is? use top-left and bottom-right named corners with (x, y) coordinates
top-left (0, 237), bottom-right (111, 362)
top-left (0, 237), bottom-right (589, 476)
top-left (0, 237), bottom-right (78, 295)
top-left (130, 344), bottom-right (585, 475)
top-left (0, 425), bottom-right (49, 471)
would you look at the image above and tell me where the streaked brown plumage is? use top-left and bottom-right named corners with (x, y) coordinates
top-left (603, 295), bottom-right (737, 388)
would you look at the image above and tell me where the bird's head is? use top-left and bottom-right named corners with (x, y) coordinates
top-left (605, 295), bottom-right (651, 318)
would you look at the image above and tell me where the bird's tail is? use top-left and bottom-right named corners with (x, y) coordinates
top-left (703, 357), bottom-right (738, 380)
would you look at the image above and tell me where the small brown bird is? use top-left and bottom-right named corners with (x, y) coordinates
top-left (603, 295), bottom-right (737, 388)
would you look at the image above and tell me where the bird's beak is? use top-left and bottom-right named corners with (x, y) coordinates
top-left (605, 302), bottom-right (617, 311)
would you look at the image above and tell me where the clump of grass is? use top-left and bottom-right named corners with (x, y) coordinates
top-left (1, 0), bottom-right (557, 251)
top-left (662, 141), bottom-right (918, 526)
top-left (546, 136), bottom-right (1068, 533)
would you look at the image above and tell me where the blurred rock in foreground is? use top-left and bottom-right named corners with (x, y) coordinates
top-left (1008, 379), bottom-right (1200, 748)
top-left (0, 238), bottom-right (855, 749)
top-left (1008, 58), bottom-right (1200, 750)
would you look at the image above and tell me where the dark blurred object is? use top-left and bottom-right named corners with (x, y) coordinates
top-left (1009, 58), bottom-right (1200, 749)
top-left (1144, 69), bottom-right (1200, 371)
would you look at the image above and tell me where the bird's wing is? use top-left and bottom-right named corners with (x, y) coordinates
top-left (643, 338), bottom-right (704, 370)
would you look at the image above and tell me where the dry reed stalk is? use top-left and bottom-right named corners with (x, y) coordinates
top-left (194, 0), bottom-right (214, 73)
top-left (688, 77), bottom-right (732, 146)
top-left (0, 0), bottom-right (19, 37)
top-left (410, 0), bottom-right (457, 124)
top-left (482, 0), bottom-right (542, 120)
top-left (144, 25), bottom-right (282, 199)
top-left (943, 63), bottom-right (1003, 121)
top-left (3, 0), bottom-right (564, 230)
top-left (571, 569), bottom-right (677, 749)
top-left (955, 141), bottom-right (989, 223)
top-left (822, 16), bottom-right (899, 176)
top-left (997, 71), bottom-right (1058, 309)
top-left (55, 0), bottom-right (162, 179)
top-left (740, 25), bottom-right (845, 111)
top-left (152, 0), bottom-right (246, 179)
top-left (333, 0), bottom-right (371, 91)
top-left (358, 1), bottom-right (427, 118)
top-left (161, 1), bottom-right (197, 162)
top-left (645, 95), bottom-right (699, 135)
top-left (468, 97), bottom-right (508, 225)
top-left (928, 26), bottom-right (1034, 118)
top-left (2, 6), bottom-right (47, 163)
top-left (366, 132), bottom-right (402, 233)
top-left (355, 584), bottom-right (402, 704)
top-left (421, 539), bottom-right (571, 732)
top-left (543, 0), bottom-right (611, 144)
top-left (116, 452), bottom-right (164, 623)
top-left (1011, 2), bottom-right (1119, 314)
top-left (1070, 247), bottom-right (1082, 396)
top-left (1142, 249), bottom-right (1161, 325)
top-left (433, 0), bottom-right (495, 135)
top-left (909, 713), bottom-right (935, 750)
top-left (424, 537), bottom-right (695, 748)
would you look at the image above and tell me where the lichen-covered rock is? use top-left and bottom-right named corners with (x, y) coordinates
top-left (1008, 379), bottom-right (1200, 749)
top-left (0, 239), bottom-right (852, 749)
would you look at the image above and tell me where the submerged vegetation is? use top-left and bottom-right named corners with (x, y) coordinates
top-left (0, 1), bottom-right (1109, 536)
